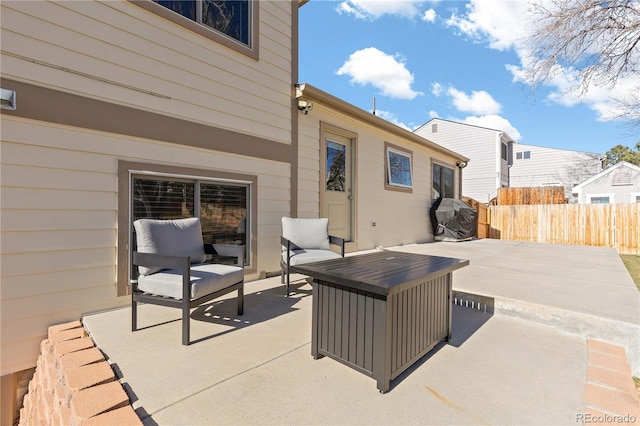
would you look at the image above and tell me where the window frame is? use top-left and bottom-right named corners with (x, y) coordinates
top-left (587, 194), bottom-right (614, 204)
top-left (432, 161), bottom-right (455, 199)
top-left (117, 160), bottom-right (258, 296)
top-left (384, 142), bottom-right (413, 192)
top-left (132, 0), bottom-right (259, 60)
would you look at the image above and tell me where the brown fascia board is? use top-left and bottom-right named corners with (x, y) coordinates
top-left (296, 83), bottom-right (470, 163)
top-left (298, 0), bottom-right (310, 7)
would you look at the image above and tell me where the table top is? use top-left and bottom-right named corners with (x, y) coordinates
top-left (291, 250), bottom-right (469, 296)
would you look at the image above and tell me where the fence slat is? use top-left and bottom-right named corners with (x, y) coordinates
top-left (488, 204), bottom-right (639, 254)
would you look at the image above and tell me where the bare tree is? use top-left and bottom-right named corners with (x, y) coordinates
top-left (525, 0), bottom-right (640, 125)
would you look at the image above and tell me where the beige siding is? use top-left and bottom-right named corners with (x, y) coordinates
top-left (298, 106), bottom-right (460, 250)
top-left (0, 0), bottom-right (293, 144)
top-left (0, 117), bottom-right (290, 374)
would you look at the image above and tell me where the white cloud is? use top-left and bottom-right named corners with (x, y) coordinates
top-left (445, 0), bottom-right (636, 124)
top-left (374, 110), bottom-right (413, 131)
top-left (431, 82), bottom-right (443, 97)
top-left (422, 8), bottom-right (436, 23)
top-left (336, 47), bottom-right (423, 100)
top-left (445, 0), bottom-right (532, 51)
top-left (447, 87), bottom-right (502, 115)
top-left (461, 115), bottom-right (522, 141)
top-left (337, 0), bottom-right (426, 20)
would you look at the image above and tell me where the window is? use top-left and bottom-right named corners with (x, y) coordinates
top-left (433, 163), bottom-right (455, 198)
top-left (154, 0), bottom-right (250, 45)
top-left (132, 175), bottom-right (249, 262)
top-left (516, 152), bottom-right (522, 160)
top-left (524, 151), bottom-right (531, 159)
top-left (516, 151), bottom-right (531, 160)
top-left (589, 196), bottom-right (610, 204)
top-left (501, 143), bottom-right (507, 161)
top-left (117, 161), bottom-right (256, 296)
top-left (135, 0), bottom-right (257, 58)
top-left (385, 144), bottom-right (413, 190)
top-left (326, 141), bottom-right (346, 192)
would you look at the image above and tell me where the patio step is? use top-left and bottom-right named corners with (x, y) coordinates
top-left (453, 291), bottom-right (640, 377)
top-left (17, 320), bottom-right (141, 426)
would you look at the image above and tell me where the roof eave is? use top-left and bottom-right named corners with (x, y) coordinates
top-left (296, 83), bottom-right (470, 162)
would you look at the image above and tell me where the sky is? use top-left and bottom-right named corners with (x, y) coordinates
top-left (298, 0), bottom-right (640, 155)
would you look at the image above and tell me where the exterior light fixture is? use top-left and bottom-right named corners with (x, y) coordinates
top-left (1, 88), bottom-right (16, 110)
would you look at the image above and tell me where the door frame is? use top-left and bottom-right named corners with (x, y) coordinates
top-left (319, 122), bottom-right (357, 251)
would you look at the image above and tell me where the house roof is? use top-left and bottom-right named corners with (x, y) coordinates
top-left (296, 83), bottom-right (470, 162)
top-left (417, 117), bottom-right (517, 145)
top-left (572, 161), bottom-right (640, 192)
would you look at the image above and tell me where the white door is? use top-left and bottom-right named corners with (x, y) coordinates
top-left (322, 133), bottom-right (353, 241)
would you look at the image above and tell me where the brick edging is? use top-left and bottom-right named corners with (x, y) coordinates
top-left (18, 320), bottom-right (142, 425)
top-left (582, 340), bottom-right (640, 424)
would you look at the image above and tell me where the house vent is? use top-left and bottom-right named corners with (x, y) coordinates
top-left (432, 123), bottom-right (437, 133)
top-left (612, 169), bottom-right (632, 186)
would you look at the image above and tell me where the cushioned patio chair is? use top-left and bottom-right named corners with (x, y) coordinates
top-left (131, 217), bottom-right (244, 345)
top-left (280, 217), bottom-right (345, 296)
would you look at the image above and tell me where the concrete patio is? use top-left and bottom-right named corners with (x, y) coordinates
top-left (82, 240), bottom-right (640, 425)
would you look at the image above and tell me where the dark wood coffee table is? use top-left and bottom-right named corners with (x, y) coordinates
top-left (291, 250), bottom-right (469, 393)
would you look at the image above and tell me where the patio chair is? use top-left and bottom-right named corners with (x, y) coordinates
top-left (131, 217), bottom-right (244, 345)
top-left (280, 217), bottom-right (345, 296)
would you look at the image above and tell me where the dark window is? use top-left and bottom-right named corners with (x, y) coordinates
top-left (590, 196), bottom-right (610, 204)
top-left (433, 163), bottom-right (455, 198)
top-left (523, 151), bottom-right (531, 159)
top-left (516, 152), bottom-right (522, 160)
top-left (501, 143), bottom-right (507, 160)
top-left (132, 175), bottom-right (249, 264)
top-left (154, 0), bottom-right (251, 46)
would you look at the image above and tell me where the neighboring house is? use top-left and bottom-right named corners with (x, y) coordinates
top-left (414, 118), bottom-right (514, 203)
top-left (0, 1), bottom-right (467, 420)
top-left (510, 143), bottom-right (604, 203)
top-left (296, 84), bottom-right (468, 250)
top-left (572, 161), bottom-right (640, 204)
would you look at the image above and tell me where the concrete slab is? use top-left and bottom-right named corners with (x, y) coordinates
top-left (84, 278), bottom-right (587, 425)
top-left (82, 240), bottom-right (640, 424)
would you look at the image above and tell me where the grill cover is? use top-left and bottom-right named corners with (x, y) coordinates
top-left (430, 197), bottom-right (477, 241)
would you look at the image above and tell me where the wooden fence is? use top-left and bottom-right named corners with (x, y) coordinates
top-left (488, 203), bottom-right (640, 254)
top-left (462, 197), bottom-right (490, 238)
top-left (495, 187), bottom-right (567, 205)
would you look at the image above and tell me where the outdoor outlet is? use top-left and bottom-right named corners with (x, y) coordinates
top-left (371, 221), bottom-right (377, 227)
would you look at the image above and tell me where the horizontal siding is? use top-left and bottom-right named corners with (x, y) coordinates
top-left (0, 117), bottom-right (291, 375)
top-left (416, 119), bottom-right (499, 203)
top-left (0, 0), bottom-right (293, 143)
top-left (510, 144), bottom-right (603, 200)
top-left (303, 109), bottom-right (460, 250)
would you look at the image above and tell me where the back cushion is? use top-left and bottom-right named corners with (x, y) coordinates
top-left (134, 217), bottom-right (206, 275)
top-left (281, 217), bottom-right (330, 250)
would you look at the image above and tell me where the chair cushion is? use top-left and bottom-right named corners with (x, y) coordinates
top-left (281, 217), bottom-right (330, 250)
top-left (283, 249), bottom-right (342, 266)
top-left (137, 263), bottom-right (243, 300)
top-left (134, 218), bottom-right (206, 275)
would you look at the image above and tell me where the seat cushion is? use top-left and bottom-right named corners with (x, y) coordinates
top-left (281, 217), bottom-right (330, 250)
top-left (134, 217), bottom-right (206, 275)
top-left (283, 249), bottom-right (342, 266)
top-left (137, 263), bottom-right (243, 300)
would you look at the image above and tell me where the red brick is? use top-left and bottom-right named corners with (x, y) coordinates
top-left (53, 337), bottom-right (95, 358)
top-left (48, 320), bottom-right (83, 337)
top-left (49, 327), bottom-right (87, 345)
top-left (584, 383), bottom-right (640, 418)
top-left (82, 406), bottom-right (142, 426)
top-left (70, 381), bottom-right (130, 422)
top-left (588, 340), bottom-right (628, 357)
top-left (64, 361), bottom-right (115, 393)
top-left (59, 347), bottom-right (105, 371)
top-left (588, 351), bottom-right (633, 375)
top-left (588, 365), bottom-right (637, 394)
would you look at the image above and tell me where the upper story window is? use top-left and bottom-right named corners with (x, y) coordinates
top-left (501, 143), bottom-right (507, 160)
top-left (135, 0), bottom-right (257, 58)
top-left (154, 1), bottom-right (250, 45)
top-left (516, 151), bottom-right (531, 160)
